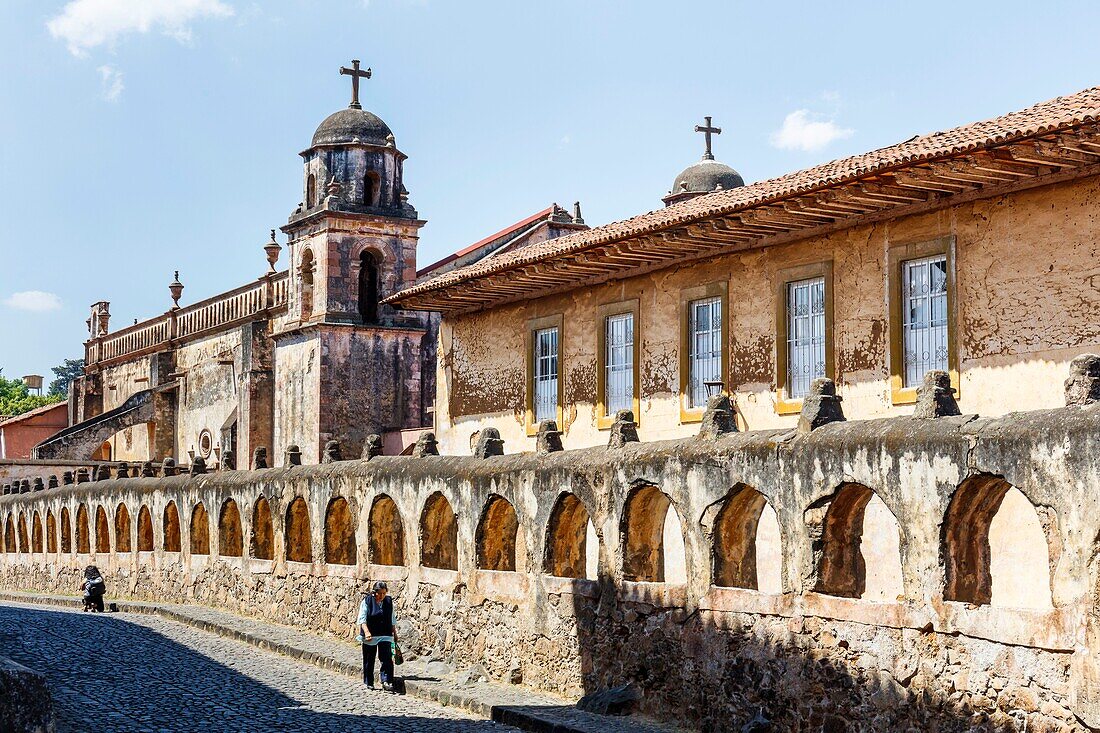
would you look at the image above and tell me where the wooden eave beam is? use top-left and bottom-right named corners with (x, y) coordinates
top-left (889, 171), bottom-right (973, 193)
top-left (710, 220), bottom-right (761, 241)
top-left (1033, 139), bottom-right (1099, 164)
top-left (855, 182), bottom-right (932, 203)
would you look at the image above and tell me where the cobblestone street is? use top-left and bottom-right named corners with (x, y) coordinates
top-left (0, 602), bottom-right (517, 732)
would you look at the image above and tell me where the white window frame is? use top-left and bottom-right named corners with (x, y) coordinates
top-left (604, 312), bottom-right (634, 416)
top-left (901, 254), bottom-right (949, 388)
top-left (785, 276), bottom-right (827, 400)
top-left (688, 296), bottom-right (722, 408)
top-left (533, 326), bottom-right (559, 423)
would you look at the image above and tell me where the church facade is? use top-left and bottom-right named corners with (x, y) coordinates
top-left (38, 67), bottom-right (454, 464)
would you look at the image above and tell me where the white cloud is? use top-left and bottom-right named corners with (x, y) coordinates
top-left (47, 0), bottom-right (234, 57)
top-left (770, 109), bottom-right (854, 152)
top-left (4, 291), bottom-right (63, 313)
top-left (97, 64), bottom-right (124, 101)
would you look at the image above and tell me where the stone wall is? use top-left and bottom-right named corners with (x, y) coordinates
top-left (4, 398), bottom-right (1100, 731)
top-left (0, 654), bottom-right (54, 733)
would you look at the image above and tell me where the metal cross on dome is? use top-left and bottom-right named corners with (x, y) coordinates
top-left (340, 59), bottom-right (372, 110)
top-left (694, 116), bottom-right (722, 160)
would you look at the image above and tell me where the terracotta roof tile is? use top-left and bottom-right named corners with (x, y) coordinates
top-left (390, 85), bottom-right (1100, 305)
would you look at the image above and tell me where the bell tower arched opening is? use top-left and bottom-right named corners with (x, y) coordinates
top-left (358, 250), bottom-right (380, 324)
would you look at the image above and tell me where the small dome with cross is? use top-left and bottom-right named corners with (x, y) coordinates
top-left (312, 107), bottom-right (393, 148)
top-left (663, 115), bottom-right (744, 206)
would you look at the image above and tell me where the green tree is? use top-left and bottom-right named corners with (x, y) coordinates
top-left (0, 370), bottom-right (62, 418)
top-left (48, 358), bottom-right (85, 398)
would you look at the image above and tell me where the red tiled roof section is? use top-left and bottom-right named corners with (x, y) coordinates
top-left (389, 85), bottom-right (1100, 304)
top-left (416, 206), bottom-right (553, 277)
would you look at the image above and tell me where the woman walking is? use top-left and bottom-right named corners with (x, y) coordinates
top-left (357, 581), bottom-right (397, 691)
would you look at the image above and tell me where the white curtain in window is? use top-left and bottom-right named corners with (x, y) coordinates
top-left (605, 313), bottom-right (634, 414)
top-left (689, 297), bottom-right (722, 408)
top-left (786, 277), bottom-right (826, 399)
top-left (902, 255), bottom-right (948, 388)
top-left (533, 327), bottom-right (559, 422)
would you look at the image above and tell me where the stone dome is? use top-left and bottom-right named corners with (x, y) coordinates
top-left (311, 107), bottom-right (393, 147)
top-left (670, 159), bottom-right (745, 197)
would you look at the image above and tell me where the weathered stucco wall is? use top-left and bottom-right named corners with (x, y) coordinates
top-left (272, 332), bottom-right (321, 462)
top-left (5, 397), bottom-right (1100, 731)
top-left (173, 330), bottom-right (243, 461)
top-left (436, 175), bottom-right (1100, 455)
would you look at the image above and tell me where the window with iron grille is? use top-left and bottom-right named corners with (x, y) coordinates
top-left (604, 313), bottom-right (634, 415)
top-left (902, 255), bottom-right (948, 388)
top-left (688, 297), bottom-right (722, 408)
top-left (785, 277), bottom-right (826, 399)
top-left (533, 327), bottom-right (559, 422)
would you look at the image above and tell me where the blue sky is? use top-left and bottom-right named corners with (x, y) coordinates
top-left (2, 0), bottom-right (1100, 382)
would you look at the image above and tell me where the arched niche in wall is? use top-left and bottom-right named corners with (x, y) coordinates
top-left (711, 485), bottom-right (783, 593)
top-left (420, 492), bottom-right (458, 571)
top-left (942, 474), bottom-right (1054, 610)
top-left (810, 483), bottom-right (904, 601)
top-left (324, 497), bottom-right (356, 566)
top-left (190, 502), bottom-right (210, 556)
top-left (621, 484), bottom-right (687, 584)
top-left (368, 494), bottom-right (404, 567)
top-left (137, 506), bottom-right (153, 552)
top-left (219, 499), bottom-right (243, 558)
top-left (60, 507), bottom-right (72, 553)
top-left (163, 502), bottom-right (181, 553)
top-left (285, 497), bottom-right (313, 564)
top-left (3, 515), bottom-right (15, 553)
top-left (17, 513), bottom-right (29, 553)
top-left (76, 505), bottom-right (90, 554)
top-left (544, 492), bottom-right (599, 581)
top-left (476, 495), bottom-right (521, 572)
top-left (94, 507), bottom-right (110, 554)
top-left (115, 504), bottom-right (131, 553)
top-left (251, 496), bottom-right (274, 561)
top-left (46, 510), bottom-right (57, 553)
top-left (31, 511), bottom-right (43, 553)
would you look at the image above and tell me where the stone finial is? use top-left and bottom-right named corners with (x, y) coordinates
top-left (161, 457), bottom-right (177, 477)
top-left (1, 484), bottom-right (8, 496)
top-left (62, 471), bottom-right (74, 485)
top-left (32, 478), bottom-right (45, 492)
top-left (412, 432), bottom-right (439, 457)
top-left (797, 378), bottom-right (845, 434)
top-left (116, 462), bottom-right (130, 479)
top-left (140, 462), bottom-right (156, 478)
top-left (361, 434), bottom-right (384, 461)
top-left (47, 475), bottom-right (59, 489)
top-left (699, 393), bottom-right (737, 438)
top-left (536, 420), bottom-right (564, 454)
top-left (321, 440), bottom-right (343, 464)
top-left (284, 444), bottom-right (303, 467)
top-left (608, 410), bottom-right (640, 449)
top-left (912, 370), bottom-right (961, 419)
top-left (474, 428), bottom-right (504, 458)
top-left (1065, 354), bottom-right (1100, 406)
top-left (76, 468), bottom-right (90, 484)
top-left (189, 456), bottom-right (207, 475)
top-left (252, 447), bottom-right (269, 470)
top-left (94, 465), bottom-right (111, 481)
top-left (19, 480), bottom-right (31, 494)
top-left (220, 449), bottom-right (235, 471)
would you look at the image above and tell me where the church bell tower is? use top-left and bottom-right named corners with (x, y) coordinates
top-left (275, 61), bottom-right (431, 462)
